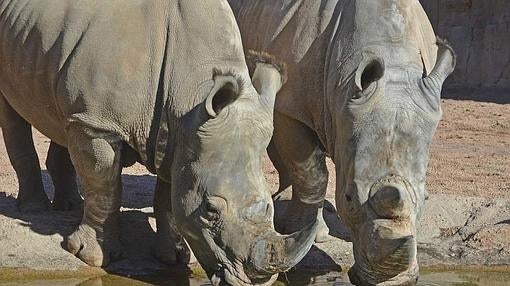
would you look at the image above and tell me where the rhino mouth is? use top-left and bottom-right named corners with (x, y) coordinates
top-left (209, 256), bottom-right (277, 286)
top-left (349, 219), bottom-right (419, 286)
top-left (348, 264), bottom-right (419, 286)
top-left (205, 236), bottom-right (277, 286)
top-left (211, 263), bottom-right (277, 286)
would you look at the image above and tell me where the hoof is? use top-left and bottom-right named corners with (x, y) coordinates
top-left (52, 196), bottom-right (83, 212)
top-left (152, 234), bottom-right (190, 265)
top-left (66, 224), bottom-right (122, 267)
top-left (16, 197), bottom-right (50, 213)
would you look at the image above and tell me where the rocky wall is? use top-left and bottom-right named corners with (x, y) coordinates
top-left (419, 0), bottom-right (510, 100)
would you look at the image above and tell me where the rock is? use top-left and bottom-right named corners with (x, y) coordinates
top-left (420, 0), bottom-right (510, 101)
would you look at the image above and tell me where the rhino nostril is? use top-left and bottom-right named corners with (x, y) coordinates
top-left (370, 185), bottom-right (410, 218)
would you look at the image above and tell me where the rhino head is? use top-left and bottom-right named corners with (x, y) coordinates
top-left (158, 61), bottom-right (318, 286)
top-left (323, 1), bottom-right (456, 284)
top-left (333, 40), bottom-right (455, 286)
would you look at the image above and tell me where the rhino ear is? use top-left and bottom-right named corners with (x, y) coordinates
top-left (355, 56), bottom-right (385, 92)
top-left (205, 74), bottom-right (240, 117)
top-left (421, 38), bottom-right (456, 97)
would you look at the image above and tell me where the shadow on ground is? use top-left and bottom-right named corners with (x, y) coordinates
top-left (0, 173), bottom-right (156, 238)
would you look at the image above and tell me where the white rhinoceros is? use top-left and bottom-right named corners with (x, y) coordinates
top-left (0, 0), bottom-right (318, 285)
top-left (228, 0), bottom-right (456, 285)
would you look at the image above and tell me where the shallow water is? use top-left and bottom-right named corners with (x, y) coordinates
top-left (1, 271), bottom-right (509, 286)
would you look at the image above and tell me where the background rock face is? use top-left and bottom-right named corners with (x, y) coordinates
top-left (420, 0), bottom-right (510, 101)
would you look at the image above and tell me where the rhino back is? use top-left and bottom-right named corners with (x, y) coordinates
top-left (1, 0), bottom-right (249, 167)
top-left (0, 0), bottom-right (170, 146)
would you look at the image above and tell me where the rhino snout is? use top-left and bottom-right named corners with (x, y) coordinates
top-left (369, 175), bottom-right (416, 219)
top-left (351, 219), bottom-right (419, 286)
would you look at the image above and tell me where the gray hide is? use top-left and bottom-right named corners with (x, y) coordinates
top-left (0, 1), bottom-right (318, 285)
top-left (228, 0), bottom-right (456, 285)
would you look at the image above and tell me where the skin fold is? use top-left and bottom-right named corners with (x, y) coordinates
top-left (0, 0), bottom-right (318, 285)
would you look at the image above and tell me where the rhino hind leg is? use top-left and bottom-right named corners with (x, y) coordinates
top-left (152, 177), bottom-right (190, 265)
top-left (0, 95), bottom-right (50, 212)
top-left (46, 141), bottom-right (83, 211)
top-left (269, 111), bottom-right (331, 243)
top-left (65, 127), bottom-right (123, 266)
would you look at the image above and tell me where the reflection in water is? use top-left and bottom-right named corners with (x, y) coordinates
top-left (1, 271), bottom-right (509, 286)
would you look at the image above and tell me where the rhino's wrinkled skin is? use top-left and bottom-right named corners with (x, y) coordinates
top-left (0, 1), bottom-right (318, 285)
top-left (229, 0), bottom-right (456, 285)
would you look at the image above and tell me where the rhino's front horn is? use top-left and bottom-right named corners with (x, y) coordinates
top-left (249, 216), bottom-right (319, 275)
top-left (421, 38), bottom-right (456, 97)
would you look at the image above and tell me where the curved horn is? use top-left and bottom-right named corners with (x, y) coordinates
top-left (249, 216), bottom-right (319, 274)
top-left (421, 38), bottom-right (457, 96)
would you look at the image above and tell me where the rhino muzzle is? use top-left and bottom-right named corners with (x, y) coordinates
top-left (350, 212), bottom-right (419, 285)
top-left (350, 227), bottom-right (418, 286)
top-left (206, 214), bottom-right (318, 286)
top-left (369, 175), bottom-right (416, 219)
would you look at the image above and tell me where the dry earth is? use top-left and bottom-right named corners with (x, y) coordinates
top-left (0, 99), bottom-right (509, 282)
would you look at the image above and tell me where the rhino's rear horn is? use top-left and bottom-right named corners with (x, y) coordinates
top-left (206, 75), bottom-right (240, 117)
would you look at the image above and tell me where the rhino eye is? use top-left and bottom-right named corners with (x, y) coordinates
top-left (350, 83), bottom-right (376, 102)
top-left (206, 202), bottom-right (219, 214)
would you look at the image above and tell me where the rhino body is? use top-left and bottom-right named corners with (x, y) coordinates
top-left (229, 0), bottom-right (455, 285)
top-left (0, 1), bottom-right (318, 284)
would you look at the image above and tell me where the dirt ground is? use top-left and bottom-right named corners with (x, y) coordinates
top-left (0, 99), bottom-right (509, 279)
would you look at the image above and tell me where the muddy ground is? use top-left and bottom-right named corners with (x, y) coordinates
top-left (0, 99), bottom-right (509, 281)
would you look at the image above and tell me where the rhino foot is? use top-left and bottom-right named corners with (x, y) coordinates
top-left (16, 194), bottom-right (51, 213)
top-left (66, 224), bottom-right (122, 267)
top-left (152, 233), bottom-right (190, 265)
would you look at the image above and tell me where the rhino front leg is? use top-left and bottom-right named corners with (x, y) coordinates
top-left (65, 126), bottom-right (123, 266)
top-left (0, 95), bottom-right (50, 212)
top-left (46, 141), bottom-right (83, 211)
top-left (269, 111), bottom-right (331, 242)
top-left (152, 177), bottom-right (190, 265)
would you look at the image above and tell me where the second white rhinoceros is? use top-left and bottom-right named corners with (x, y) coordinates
top-left (228, 0), bottom-right (456, 285)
